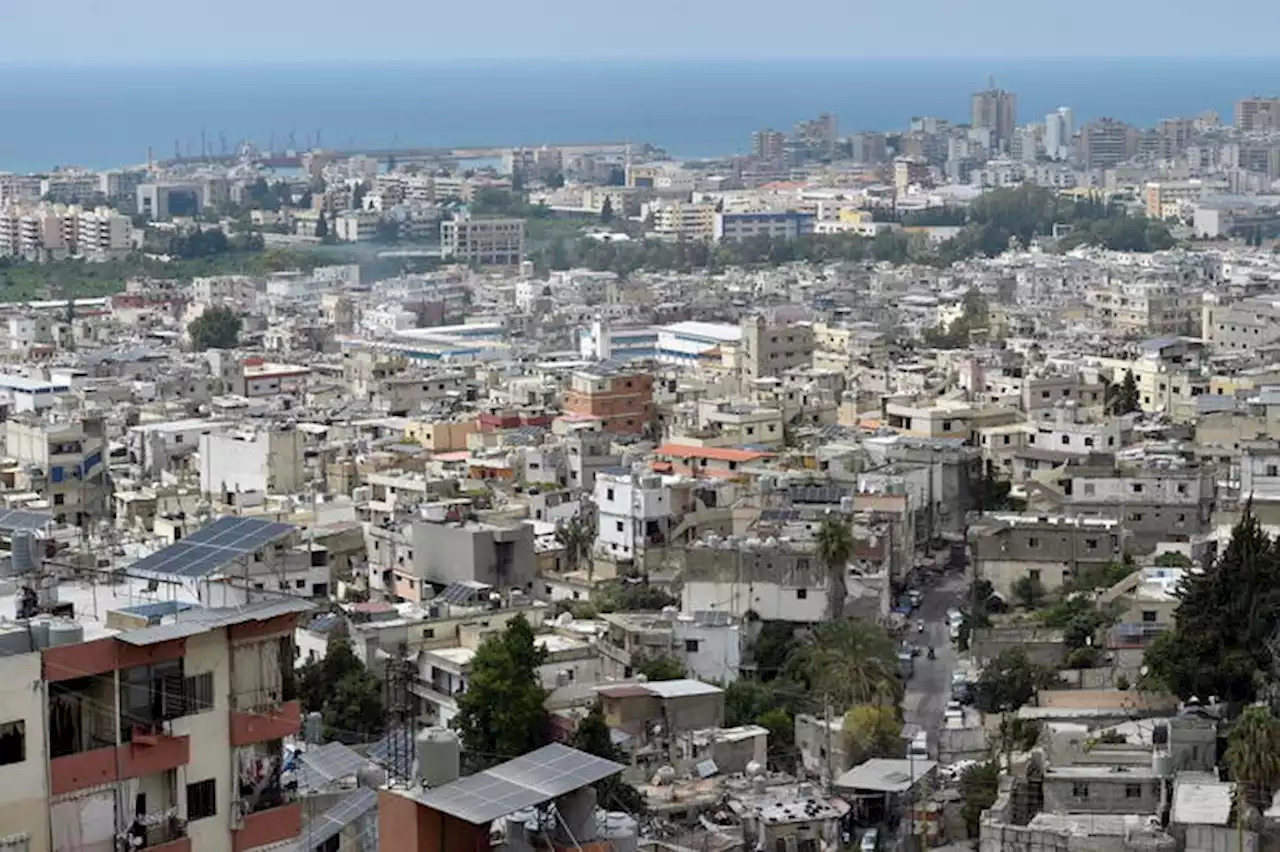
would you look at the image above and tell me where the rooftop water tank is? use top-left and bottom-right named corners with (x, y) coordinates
top-left (9, 531), bottom-right (39, 577)
top-left (552, 786), bottom-right (598, 845)
top-left (26, 618), bottom-right (50, 650)
top-left (356, 762), bottom-right (387, 789)
top-left (414, 727), bottom-right (460, 789)
top-left (47, 619), bottom-right (84, 647)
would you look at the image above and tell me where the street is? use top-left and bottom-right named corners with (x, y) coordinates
top-left (902, 571), bottom-right (969, 755)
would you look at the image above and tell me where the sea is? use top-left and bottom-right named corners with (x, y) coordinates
top-left (1, 58), bottom-right (1279, 172)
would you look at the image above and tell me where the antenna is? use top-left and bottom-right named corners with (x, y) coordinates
top-left (384, 644), bottom-right (416, 782)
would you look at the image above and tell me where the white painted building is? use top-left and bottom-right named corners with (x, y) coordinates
top-left (198, 427), bottom-right (305, 497)
top-left (593, 471), bottom-right (673, 561)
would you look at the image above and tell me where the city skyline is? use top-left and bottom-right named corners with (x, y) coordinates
top-left (4, 0), bottom-right (1280, 63)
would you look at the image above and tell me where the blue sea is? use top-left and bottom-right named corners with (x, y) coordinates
top-left (1, 58), bottom-right (1279, 172)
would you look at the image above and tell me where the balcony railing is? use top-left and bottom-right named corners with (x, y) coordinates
top-left (121, 812), bottom-right (187, 851)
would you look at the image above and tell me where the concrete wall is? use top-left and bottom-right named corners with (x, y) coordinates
top-left (171, 628), bottom-right (234, 852)
top-left (0, 650), bottom-right (49, 852)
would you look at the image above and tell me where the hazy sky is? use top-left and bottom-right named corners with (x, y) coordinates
top-left (3, 0), bottom-right (1277, 63)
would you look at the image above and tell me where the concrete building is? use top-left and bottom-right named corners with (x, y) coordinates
top-left (593, 470), bottom-right (675, 563)
top-left (1043, 107), bottom-right (1075, 160)
top-left (4, 414), bottom-right (109, 524)
top-left (713, 211), bottom-right (815, 243)
top-left (741, 316), bottom-right (815, 381)
top-left (1080, 118), bottom-right (1137, 169)
top-left (563, 363), bottom-right (654, 435)
top-left (369, 518), bottom-right (537, 596)
top-left (1235, 96), bottom-right (1280, 132)
top-left (197, 427), bottom-right (305, 498)
top-left (971, 87), bottom-right (1018, 150)
top-left (969, 513), bottom-right (1126, 599)
top-left (440, 215), bottom-right (525, 266)
top-left (649, 201), bottom-right (717, 242)
top-left (598, 610), bottom-right (742, 683)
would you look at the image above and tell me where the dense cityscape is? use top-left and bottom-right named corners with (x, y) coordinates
top-left (4, 77), bottom-right (1280, 852)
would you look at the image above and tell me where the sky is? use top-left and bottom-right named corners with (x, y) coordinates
top-left (2, 0), bottom-right (1277, 63)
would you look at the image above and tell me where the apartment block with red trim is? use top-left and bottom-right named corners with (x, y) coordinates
top-left (0, 590), bottom-right (311, 852)
top-left (563, 364), bottom-right (655, 435)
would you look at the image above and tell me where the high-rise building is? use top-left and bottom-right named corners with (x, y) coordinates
top-left (1080, 118), bottom-right (1138, 169)
top-left (1235, 97), bottom-right (1280, 132)
top-left (1044, 107), bottom-right (1075, 161)
top-left (749, 129), bottom-right (787, 164)
top-left (971, 86), bottom-right (1018, 150)
top-left (794, 113), bottom-right (839, 160)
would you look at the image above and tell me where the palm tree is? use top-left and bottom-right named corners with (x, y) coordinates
top-left (555, 512), bottom-right (596, 580)
top-left (1226, 706), bottom-right (1280, 812)
top-left (786, 619), bottom-right (902, 710)
top-left (818, 517), bottom-right (854, 621)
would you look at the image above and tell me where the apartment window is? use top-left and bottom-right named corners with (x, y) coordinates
top-left (1131, 512), bottom-right (1144, 522)
top-left (0, 720), bottom-right (24, 766)
top-left (1041, 390), bottom-right (1051, 399)
top-left (1131, 483), bottom-right (1144, 494)
top-left (796, 588), bottom-right (808, 599)
top-left (1061, 435), bottom-right (1070, 445)
top-left (1269, 465), bottom-right (1279, 478)
top-left (685, 639), bottom-right (700, 653)
top-left (1085, 539), bottom-right (1098, 549)
top-left (1003, 434), bottom-right (1011, 445)
top-left (1027, 537), bottom-right (1040, 548)
top-left (54, 494), bottom-right (65, 506)
top-left (942, 420), bottom-right (953, 431)
top-left (183, 673), bottom-right (214, 714)
top-left (423, 628), bottom-right (435, 639)
top-left (1177, 483), bottom-right (1187, 494)
top-left (606, 488), bottom-right (615, 501)
top-left (1142, 610), bottom-right (1159, 623)
top-left (1072, 783), bottom-right (1089, 799)
top-left (1084, 437), bottom-right (1094, 447)
top-left (187, 779), bottom-right (217, 821)
top-left (616, 521), bottom-right (624, 532)
top-left (1125, 784), bottom-right (1143, 799)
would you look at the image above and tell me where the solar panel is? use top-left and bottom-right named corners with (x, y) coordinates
top-left (434, 581), bottom-right (491, 605)
top-left (412, 744), bottom-right (623, 825)
top-left (128, 516), bottom-right (296, 579)
top-left (305, 787), bottom-right (378, 848)
top-left (299, 742), bottom-right (369, 786)
top-left (367, 725), bottom-right (413, 777)
top-left (0, 508), bottom-right (53, 533)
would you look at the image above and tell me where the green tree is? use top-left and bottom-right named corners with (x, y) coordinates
top-left (785, 619), bottom-right (902, 710)
top-left (1108, 369), bottom-right (1141, 415)
top-left (637, 656), bottom-right (686, 681)
top-left (554, 513), bottom-right (595, 577)
top-left (757, 707), bottom-right (799, 772)
top-left (1155, 551), bottom-right (1194, 568)
top-left (974, 648), bottom-right (1057, 714)
top-left (600, 197), bottom-right (615, 225)
top-left (570, 701), bottom-right (647, 813)
top-left (297, 638), bottom-right (386, 744)
top-left (750, 621), bottom-right (800, 680)
top-left (959, 762), bottom-right (1001, 837)
top-left (451, 615), bottom-right (550, 768)
top-left (186, 305), bottom-right (242, 350)
top-left (314, 212), bottom-right (329, 240)
top-left (1144, 507), bottom-right (1280, 704)
top-left (1011, 575), bottom-right (1047, 609)
top-left (842, 704), bottom-right (905, 766)
top-left (1226, 706), bottom-right (1280, 811)
top-left (817, 517), bottom-right (854, 621)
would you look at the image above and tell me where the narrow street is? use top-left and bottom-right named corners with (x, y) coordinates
top-left (901, 571), bottom-right (969, 754)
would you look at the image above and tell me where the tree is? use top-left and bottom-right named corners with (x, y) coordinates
top-left (451, 615), bottom-right (550, 768)
top-left (297, 638), bottom-right (386, 744)
top-left (757, 707), bottom-right (799, 772)
top-left (1226, 706), bottom-right (1280, 811)
top-left (817, 517), bottom-right (854, 621)
top-left (974, 648), bottom-right (1058, 714)
top-left (959, 762), bottom-right (1000, 837)
top-left (600, 197), bottom-right (615, 225)
top-left (785, 619), bottom-right (902, 710)
top-left (750, 621), bottom-right (800, 680)
top-left (546, 171), bottom-right (566, 189)
top-left (1144, 507), bottom-right (1280, 704)
top-left (187, 305), bottom-right (242, 351)
top-left (571, 701), bottom-right (647, 813)
top-left (842, 705), bottom-right (905, 767)
top-left (1108, 369), bottom-right (1141, 415)
top-left (637, 656), bottom-right (686, 682)
top-left (1011, 575), bottom-right (1047, 609)
top-left (554, 513), bottom-right (595, 577)
top-left (314, 212), bottom-right (329, 240)
top-left (1155, 551), bottom-right (1194, 568)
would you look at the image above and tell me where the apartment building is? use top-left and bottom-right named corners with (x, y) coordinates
top-left (0, 591), bottom-right (310, 852)
top-left (40, 171), bottom-right (101, 202)
top-left (594, 471), bottom-right (675, 563)
top-left (1235, 96), bottom-right (1280, 132)
top-left (971, 87), bottom-right (1017, 150)
top-left (648, 201), bottom-right (717, 242)
top-left (367, 517), bottom-right (537, 598)
top-left (563, 363), bottom-right (654, 435)
top-left (0, 204), bottom-right (130, 260)
top-left (969, 513), bottom-right (1126, 599)
top-left (1051, 466), bottom-right (1215, 551)
top-left (5, 414), bottom-right (109, 524)
top-left (1080, 118), bottom-right (1137, 169)
top-left (741, 316), bottom-right (815, 381)
top-left (1086, 279), bottom-right (1197, 337)
top-left (440, 215), bottom-right (525, 266)
top-left (598, 610), bottom-right (741, 682)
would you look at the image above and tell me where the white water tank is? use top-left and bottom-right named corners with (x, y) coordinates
top-left (552, 786), bottom-right (598, 845)
top-left (26, 618), bottom-right (50, 649)
top-left (414, 727), bottom-right (460, 789)
top-left (8, 531), bottom-right (39, 576)
top-left (601, 812), bottom-right (638, 852)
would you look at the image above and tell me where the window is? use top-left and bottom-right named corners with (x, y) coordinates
top-left (1130, 512), bottom-right (1144, 522)
top-left (295, 579), bottom-right (306, 589)
top-left (1268, 465), bottom-right (1279, 478)
top-left (606, 488), bottom-right (615, 501)
top-left (1085, 539), bottom-right (1098, 549)
top-left (53, 494), bottom-right (65, 506)
top-left (1084, 437), bottom-right (1094, 447)
top-left (0, 720), bottom-right (25, 765)
top-left (1176, 483), bottom-right (1187, 494)
top-left (685, 639), bottom-right (700, 653)
top-left (942, 420), bottom-right (953, 431)
top-left (1131, 483), bottom-right (1144, 494)
top-left (183, 673), bottom-right (214, 714)
top-left (1028, 537), bottom-right (1040, 548)
top-left (423, 628), bottom-right (435, 639)
top-left (796, 588), bottom-right (808, 599)
top-left (1142, 611), bottom-right (1157, 623)
top-left (187, 779), bottom-right (217, 821)
top-left (1003, 434), bottom-right (1011, 445)
top-left (1125, 783), bottom-right (1143, 799)
top-left (1072, 783), bottom-right (1089, 799)
top-left (1061, 435), bottom-right (1070, 445)
top-left (616, 521), bottom-right (624, 532)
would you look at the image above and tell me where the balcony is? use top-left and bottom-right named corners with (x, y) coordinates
top-left (230, 698), bottom-right (301, 747)
top-left (125, 812), bottom-right (188, 852)
top-left (231, 801), bottom-right (302, 852)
